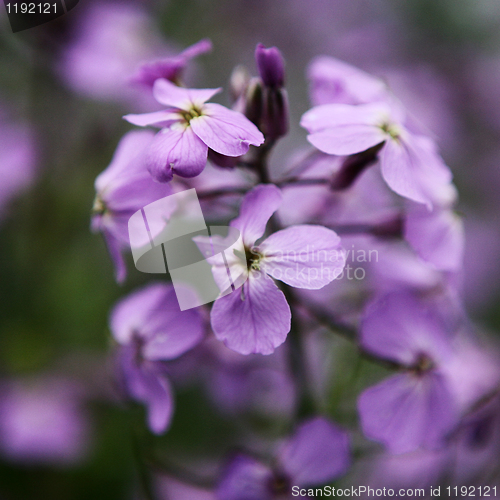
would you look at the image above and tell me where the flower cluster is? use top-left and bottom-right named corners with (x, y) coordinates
top-left (88, 39), bottom-right (500, 497)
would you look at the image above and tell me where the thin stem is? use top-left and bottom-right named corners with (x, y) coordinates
top-left (197, 186), bottom-right (250, 199)
top-left (253, 137), bottom-right (276, 183)
top-left (196, 177), bottom-right (332, 200)
top-left (280, 149), bottom-right (326, 179)
top-left (281, 286), bottom-right (317, 418)
top-left (327, 215), bottom-right (404, 238)
top-left (131, 427), bottom-right (158, 500)
top-left (276, 177), bottom-right (331, 188)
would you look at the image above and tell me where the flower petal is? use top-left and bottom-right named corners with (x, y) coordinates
top-left (120, 348), bottom-right (174, 435)
top-left (301, 103), bottom-right (389, 155)
top-left (153, 78), bottom-right (221, 109)
top-left (306, 127), bottom-right (386, 156)
top-left (380, 138), bottom-right (430, 207)
top-left (358, 372), bottom-right (458, 454)
top-left (230, 184), bottom-right (282, 247)
top-left (210, 272), bottom-right (291, 355)
top-left (360, 292), bottom-right (453, 366)
top-left (147, 125), bottom-right (208, 182)
top-left (307, 55), bottom-right (387, 106)
top-left (110, 283), bottom-right (167, 345)
top-left (123, 110), bottom-right (180, 127)
top-left (180, 38), bottom-right (213, 59)
top-left (103, 229), bottom-right (127, 284)
top-left (405, 205), bottom-right (464, 272)
top-left (259, 225), bottom-right (346, 289)
top-left (111, 283), bottom-right (205, 359)
top-left (217, 454), bottom-right (273, 500)
top-left (95, 130), bottom-right (156, 192)
top-left (279, 417), bottom-right (351, 486)
top-left (191, 103), bottom-right (264, 156)
top-left (142, 287), bottom-right (205, 361)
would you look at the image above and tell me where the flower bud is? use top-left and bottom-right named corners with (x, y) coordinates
top-left (255, 44), bottom-right (285, 88)
top-left (263, 87), bottom-right (289, 139)
top-left (244, 77), bottom-right (264, 127)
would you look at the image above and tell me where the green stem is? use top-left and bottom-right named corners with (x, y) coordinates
top-left (130, 427), bottom-right (158, 500)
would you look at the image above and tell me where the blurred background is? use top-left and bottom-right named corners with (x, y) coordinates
top-left (1, 0), bottom-right (500, 498)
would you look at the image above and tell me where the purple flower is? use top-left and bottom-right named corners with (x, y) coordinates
top-left (0, 115), bottom-right (36, 220)
top-left (59, 2), bottom-right (166, 104)
top-left (301, 102), bottom-right (453, 208)
top-left (206, 184), bottom-right (345, 355)
top-left (217, 417), bottom-right (350, 499)
top-left (158, 475), bottom-right (216, 500)
top-left (130, 39), bottom-right (212, 88)
top-left (92, 130), bottom-right (171, 282)
top-left (124, 79), bottom-right (265, 182)
top-left (204, 341), bottom-right (296, 418)
top-left (111, 283), bottom-right (205, 434)
top-left (357, 292), bottom-right (460, 454)
top-left (0, 378), bottom-right (90, 465)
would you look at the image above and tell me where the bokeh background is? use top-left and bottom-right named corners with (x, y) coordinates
top-left (1, 0), bottom-right (500, 498)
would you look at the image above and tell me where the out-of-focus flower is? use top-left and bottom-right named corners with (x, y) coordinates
top-left (59, 2), bottom-right (166, 104)
top-left (157, 475), bottom-right (215, 500)
top-left (124, 79), bottom-right (264, 182)
top-left (358, 292), bottom-right (460, 454)
top-left (404, 200), bottom-right (465, 272)
top-left (130, 39), bottom-right (212, 89)
top-left (111, 283), bottom-right (205, 434)
top-left (204, 340), bottom-right (296, 418)
top-left (216, 417), bottom-right (350, 499)
top-left (0, 116), bottom-right (36, 220)
top-left (92, 130), bottom-right (171, 283)
top-left (202, 184), bottom-right (345, 355)
top-left (301, 102), bottom-right (453, 208)
top-left (307, 55), bottom-right (387, 106)
top-left (0, 378), bottom-right (90, 465)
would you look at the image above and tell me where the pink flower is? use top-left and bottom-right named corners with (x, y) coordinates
top-left (301, 102), bottom-right (453, 208)
top-left (124, 79), bottom-right (264, 182)
top-left (203, 184), bottom-right (346, 355)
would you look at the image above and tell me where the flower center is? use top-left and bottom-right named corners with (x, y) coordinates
top-left (410, 352), bottom-right (434, 376)
top-left (233, 246), bottom-right (263, 271)
top-left (379, 121), bottom-right (400, 140)
top-left (179, 104), bottom-right (203, 124)
top-left (92, 194), bottom-right (106, 215)
top-left (246, 246), bottom-right (263, 271)
top-left (268, 471), bottom-right (291, 497)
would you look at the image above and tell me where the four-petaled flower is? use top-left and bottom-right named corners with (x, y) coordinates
top-left (301, 102), bottom-right (453, 208)
top-left (217, 417), bottom-right (350, 500)
top-left (200, 184), bottom-right (346, 355)
top-left (110, 283), bottom-right (205, 434)
top-left (124, 79), bottom-right (265, 182)
top-left (92, 130), bottom-right (171, 282)
top-left (357, 292), bottom-right (460, 454)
